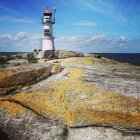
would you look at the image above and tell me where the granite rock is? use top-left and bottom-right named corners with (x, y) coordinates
top-left (0, 54), bottom-right (140, 139)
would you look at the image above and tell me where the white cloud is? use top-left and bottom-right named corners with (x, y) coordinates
top-left (31, 34), bottom-right (41, 41)
top-left (55, 35), bottom-right (84, 43)
top-left (0, 32), bottom-right (41, 52)
top-left (55, 34), bottom-right (139, 53)
top-left (0, 6), bottom-right (18, 15)
top-left (0, 32), bottom-right (28, 41)
top-left (13, 32), bottom-right (28, 41)
top-left (88, 34), bottom-right (107, 42)
top-left (12, 18), bottom-right (32, 23)
top-left (55, 36), bottom-right (66, 42)
top-left (0, 32), bottom-right (139, 52)
top-left (67, 36), bottom-right (84, 42)
top-left (55, 34), bottom-right (107, 47)
top-left (0, 34), bottom-right (13, 40)
top-left (0, 16), bottom-right (32, 23)
top-left (119, 35), bottom-right (127, 42)
top-left (73, 21), bottom-right (96, 26)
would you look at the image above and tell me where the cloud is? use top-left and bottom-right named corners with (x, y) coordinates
top-left (70, 36), bottom-right (84, 42)
top-left (31, 34), bottom-right (41, 41)
top-left (0, 32), bottom-right (41, 52)
top-left (73, 0), bottom-right (127, 25)
top-left (55, 35), bottom-right (84, 43)
top-left (0, 6), bottom-right (18, 15)
top-left (73, 21), bottom-right (96, 26)
top-left (12, 18), bottom-right (32, 23)
top-left (119, 35), bottom-right (127, 42)
top-left (13, 32), bottom-right (28, 41)
top-left (55, 34), bottom-right (107, 46)
top-left (55, 34), bottom-right (140, 53)
top-left (0, 32), bottom-right (139, 53)
top-left (88, 34), bottom-right (107, 42)
top-left (0, 34), bottom-right (13, 40)
top-left (0, 32), bottom-right (28, 41)
top-left (0, 16), bottom-right (32, 23)
top-left (55, 34), bottom-right (108, 51)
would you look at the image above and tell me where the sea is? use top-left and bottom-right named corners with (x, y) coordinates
top-left (0, 52), bottom-right (28, 56)
top-left (0, 52), bottom-right (140, 65)
top-left (94, 53), bottom-right (140, 65)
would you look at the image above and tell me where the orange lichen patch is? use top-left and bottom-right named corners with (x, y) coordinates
top-left (61, 57), bottom-right (94, 65)
top-left (0, 70), bottom-right (14, 79)
top-left (0, 101), bottom-right (26, 116)
top-left (0, 70), bottom-right (15, 87)
top-left (0, 67), bottom-right (140, 128)
top-left (9, 92), bottom-right (140, 127)
top-left (51, 65), bottom-right (62, 75)
top-left (70, 109), bottom-right (140, 127)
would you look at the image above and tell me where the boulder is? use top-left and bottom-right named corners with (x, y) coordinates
top-left (16, 53), bottom-right (25, 59)
top-left (83, 53), bottom-right (97, 57)
top-left (37, 59), bottom-right (47, 63)
top-left (51, 64), bottom-right (62, 75)
top-left (0, 64), bottom-right (52, 95)
top-left (20, 53), bottom-right (29, 59)
top-left (7, 59), bottom-right (28, 66)
top-left (36, 51), bottom-right (45, 59)
top-left (55, 50), bottom-right (84, 58)
top-left (32, 52), bottom-right (38, 58)
top-left (0, 104), bottom-right (67, 140)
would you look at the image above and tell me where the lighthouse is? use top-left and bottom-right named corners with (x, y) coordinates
top-left (41, 7), bottom-right (56, 56)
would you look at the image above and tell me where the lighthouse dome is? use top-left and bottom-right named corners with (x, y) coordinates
top-left (44, 10), bottom-right (52, 16)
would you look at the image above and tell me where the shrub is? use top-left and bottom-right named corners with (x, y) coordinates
top-left (34, 49), bottom-right (37, 52)
top-left (0, 56), bottom-right (7, 66)
top-left (27, 53), bottom-right (38, 63)
top-left (16, 55), bottom-right (23, 59)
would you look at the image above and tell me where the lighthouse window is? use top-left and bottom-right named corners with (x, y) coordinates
top-left (45, 17), bottom-right (50, 19)
top-left (44, 29), bottom-right (51, 36)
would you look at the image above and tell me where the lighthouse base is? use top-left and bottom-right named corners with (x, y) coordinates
top-left (37, 50), bottom-right (54, 59)
top-left (42, 37), bottom-right (55, 51)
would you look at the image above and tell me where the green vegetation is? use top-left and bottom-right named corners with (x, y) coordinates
top-left (26, 53), bottom-right (38, 63)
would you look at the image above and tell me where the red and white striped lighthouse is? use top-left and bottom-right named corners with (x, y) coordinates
top-left (42, 7), bottom-right (56, 51)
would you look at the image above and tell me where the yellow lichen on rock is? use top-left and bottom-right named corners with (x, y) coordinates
top-left (61, 57), bottom-right (94, 65)
top-left (51, 65), bottom-right (62, 75)
top-left (0, 67), bottom-right (140, 128)
top-left (0, 101), bottom-right (26, 116)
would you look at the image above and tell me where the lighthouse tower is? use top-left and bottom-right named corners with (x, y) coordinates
top-left (42, 7), bottom-right (56, 52)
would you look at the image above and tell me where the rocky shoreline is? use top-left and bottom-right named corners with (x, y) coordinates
top-left (0, 50), bottom-right (140, 140)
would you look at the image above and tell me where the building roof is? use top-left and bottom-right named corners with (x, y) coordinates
top-left (44, 10), bottom-right (52, 15)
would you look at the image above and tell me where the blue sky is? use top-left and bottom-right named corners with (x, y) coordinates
top-left (0, 0), bottom-right (140, 53)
